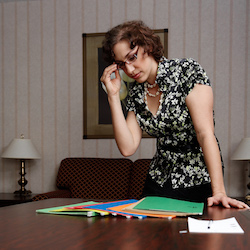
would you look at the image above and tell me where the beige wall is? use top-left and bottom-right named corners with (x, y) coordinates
top-left (0, 0), bottom-right (249, 197)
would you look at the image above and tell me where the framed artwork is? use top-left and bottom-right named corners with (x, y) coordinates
top-left (83, 29), bottom-right (168, 139)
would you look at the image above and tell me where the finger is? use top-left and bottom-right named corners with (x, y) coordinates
top-left (101, 64), bottom-right (117, 79)
top-left (244, 204), bottom-right (250, 209)
top-left (207, 197), bottom-right (214, 207)
top-left (115, 68), bottom-right (121, 80)
top-left (230, 199), bottom-right (249, 209)
top-left (207, 197), bottom-right (221, 207)
top-left (105, 64), bottom-right (118, 74)
top-left (221, 198), bottom-right (231, 208)
top-left (232, 200), bottom-right (245, 208)
top-left (106, 69), bottom-right (119, 83)
top-left (223, 197), bottom-right (247, 209)
top-left (243, 203), bottom-right (250, 209)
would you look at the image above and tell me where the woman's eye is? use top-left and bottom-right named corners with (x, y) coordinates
top-left (128, 55), bottom-right (135, 62)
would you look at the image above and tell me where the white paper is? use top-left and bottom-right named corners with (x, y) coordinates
top-left (188, 217), bottom-right (244, 234)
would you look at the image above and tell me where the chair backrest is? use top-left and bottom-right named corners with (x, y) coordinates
top-left (56, 158), bottom-right (133, 200)
top-left (127, 159), bottom-right (151, 199)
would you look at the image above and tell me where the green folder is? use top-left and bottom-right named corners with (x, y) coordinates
top-left (134, 196), bottom-right (204, 215)
top-left (36, 201), bottom-right (99, 217)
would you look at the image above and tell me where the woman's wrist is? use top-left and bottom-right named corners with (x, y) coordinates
top-left (212, 190), bottom-right (227, 197)
top-left (108, 93), bottom-right (121, 104)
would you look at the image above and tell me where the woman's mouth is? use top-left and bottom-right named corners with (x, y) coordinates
top-left (132, 72), bottom-right (141, 79)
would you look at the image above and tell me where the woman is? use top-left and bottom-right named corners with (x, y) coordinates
top-left (100, 20), bottom-right (248, 208)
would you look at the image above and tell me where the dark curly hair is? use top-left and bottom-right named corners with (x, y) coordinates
top-left (102, 20), bottom-right (164, 64)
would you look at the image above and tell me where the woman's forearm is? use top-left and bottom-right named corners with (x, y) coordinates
top-left (198, 132), bottom-right (226, 196)
top-left (108, 95), bottom-right (142, 156)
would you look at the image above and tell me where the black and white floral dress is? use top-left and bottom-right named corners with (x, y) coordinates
top-left (126, 57), bottom-right (224, 189)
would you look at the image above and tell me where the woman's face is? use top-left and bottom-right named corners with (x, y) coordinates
top-left (112, 40), bottom-right (158, 84)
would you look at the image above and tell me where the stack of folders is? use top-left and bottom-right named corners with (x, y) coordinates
top-left (36, 196), bottom-right (204, 219)
top-left (122, 196), bottom-right (204, 217)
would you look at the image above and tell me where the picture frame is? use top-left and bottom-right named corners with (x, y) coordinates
top-left (83, 29), bottom-right (168, 139)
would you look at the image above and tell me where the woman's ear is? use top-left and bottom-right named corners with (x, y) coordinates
top-left (143, 45), bottom-right (152, 56)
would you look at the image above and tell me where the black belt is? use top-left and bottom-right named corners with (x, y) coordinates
top-left (159, 141), bottom-right (201, 154)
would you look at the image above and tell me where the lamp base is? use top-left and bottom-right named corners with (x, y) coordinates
top-left (14, 189), bottom-right (32, 197)
top-left (14, 159), bottom-right (32, 197)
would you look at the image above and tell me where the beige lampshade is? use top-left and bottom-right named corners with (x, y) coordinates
top-left (1, 138), bottom-right (41, 159)
top-left (231, 138), bottom-right (250, 161)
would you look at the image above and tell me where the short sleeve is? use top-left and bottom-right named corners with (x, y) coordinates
top-left (181, 58), bottom-right (211, 97)
top-left (126, 87), bottom-right (136, 112)
top-left (126, 81), bottom-right (142, 112)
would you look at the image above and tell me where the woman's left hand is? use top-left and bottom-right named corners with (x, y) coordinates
top-left (207, 193), bottom-right (250, 209)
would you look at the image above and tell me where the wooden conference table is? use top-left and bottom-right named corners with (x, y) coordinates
top-left (0, 198), bottom-right (249, 250)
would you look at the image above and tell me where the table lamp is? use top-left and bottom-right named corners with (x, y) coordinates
top-left (1, 134), bottom-right (41, 196)
top-left (231, 137), bottom-right (250, 201)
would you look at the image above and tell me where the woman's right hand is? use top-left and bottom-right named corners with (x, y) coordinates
top-left (100, 64), bottom-right (121, 98)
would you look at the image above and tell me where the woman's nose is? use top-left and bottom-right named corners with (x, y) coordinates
top-left (125, 63), bottom-right (135, 74)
